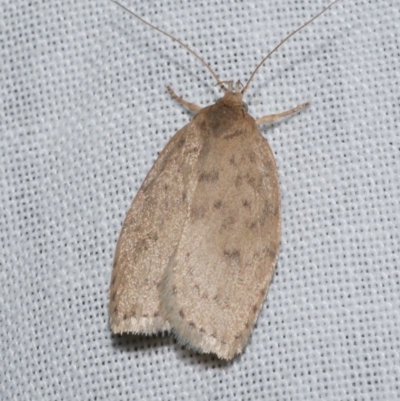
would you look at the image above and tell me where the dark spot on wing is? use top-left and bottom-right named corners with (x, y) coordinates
top-left (224, 249), bottom-right (240, 259)
top-left (248, 151), bottom-right (257, 163)
top-left (214, 200), bottom-right (222, 209)
top-left (179, 310), bottom-right (185, 318)
top-left (242, 199), bottom-right (251, 208)
top-left (221, 215), bottom-right (236, 230)
top-left (135, 238), bottom-right (149, 255)
top-left (198, 170), bottom-right (219, 183)
top-left (246, 173), bottom-right (256, 188)
top-left (263, 244), bottom-right (277, 260)
top-left (249, 221), bottom-right (258, 230)
top-left (224, 248), bottom-right (241, 266)
top-left (147, 231), bottom-right (158, 241)
top-left (260, 200), bottom-right (279, 225)
top-left (235, 175), bottom-right (242, 187)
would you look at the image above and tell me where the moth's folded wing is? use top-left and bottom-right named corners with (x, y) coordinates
top-left (161, 127), bottom-right (280, 359)
top-left (109, 124), bottom-right (203, 334)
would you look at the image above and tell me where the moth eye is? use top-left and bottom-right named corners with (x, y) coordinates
top-left (242, 102), bottom-right (248, 112)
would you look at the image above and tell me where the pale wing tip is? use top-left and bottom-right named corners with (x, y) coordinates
top-left (172, 325), bottom-right (245, 360)
top-left (110, 316), bottom-right (241, 359)
top-left (166, 312), bottom-right (248, 360)
top-left (110, 316), bottom-right (171, 335)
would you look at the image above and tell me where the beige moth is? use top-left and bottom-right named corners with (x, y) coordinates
top-left (109, 0), bottom-right (339, 359)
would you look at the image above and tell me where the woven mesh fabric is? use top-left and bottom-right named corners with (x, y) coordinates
top-left (1, 0), bottom-right (399, 399)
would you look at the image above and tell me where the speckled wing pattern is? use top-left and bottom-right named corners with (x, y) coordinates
top-left (109, 122), bottom-right (204, 334)
top-left (161, 97), bottom-right (280, 359)
top-left (110, 93), bottom-right (280, 359)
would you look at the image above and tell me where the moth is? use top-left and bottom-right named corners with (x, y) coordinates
top-left (109, 0), bottom-right (339, 359)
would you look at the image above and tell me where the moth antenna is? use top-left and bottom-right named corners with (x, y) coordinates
top-left (242, 0), bottom-right (340, 95)
top-left (110, 0), bottom-right (226, 92)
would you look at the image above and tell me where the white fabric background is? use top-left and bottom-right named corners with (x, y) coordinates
top-left (1, 0), bottom-right (399, 400)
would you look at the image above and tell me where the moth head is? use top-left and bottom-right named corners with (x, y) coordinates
top-left (217, 80), bottom-right (244, 94)
top-left (216, 85), bottom-right (248, 113)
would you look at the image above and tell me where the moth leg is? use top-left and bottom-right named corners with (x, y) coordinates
top-left (256, 101), bottom-right (310, 124)
top-left (166, 85), bottom-right (202, 113)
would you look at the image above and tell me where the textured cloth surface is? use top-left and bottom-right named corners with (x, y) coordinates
top-left (1, 0), bottom-right (399, 400)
